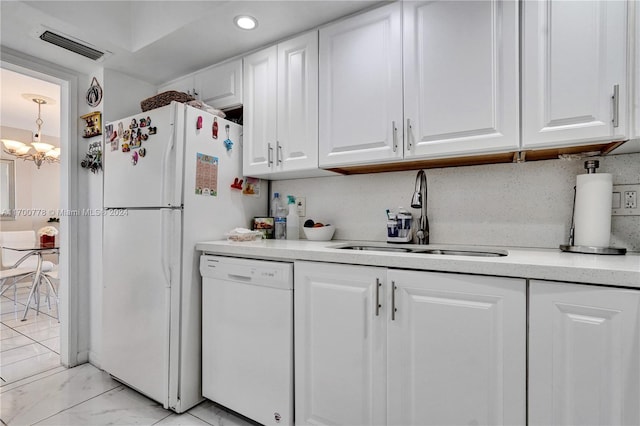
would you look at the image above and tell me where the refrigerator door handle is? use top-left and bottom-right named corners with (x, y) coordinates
top-left (160, 209), bottom-right (172, 288)
top-left (160, 123), bottom-right (176, 207)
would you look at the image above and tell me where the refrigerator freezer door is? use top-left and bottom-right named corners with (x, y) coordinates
top-left (104, 103), bottom-right (185, 208)
top-left (102, 208), bottom-right (181, 407)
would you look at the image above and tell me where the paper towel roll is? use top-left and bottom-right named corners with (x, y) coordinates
top-left (574, 173), bottom-right (612, 247)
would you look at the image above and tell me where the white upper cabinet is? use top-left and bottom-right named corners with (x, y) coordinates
top-left (319, 2), bottom-right (403, 167)
top-left (244, 31), bottom-right (328, 179)
top-left (158, 75), bottom-right (196, 98)
top-left (522, 0), bottom-right (628, 149)
top-left (196, 59), bottom-right (243, 109)
top-left (243, 46), bottom-right (278, 176)
top-left (529, 281), bottom-right (640, 425)
top-left (404, 0), bottom-right (519, 158)
top-left (276, 32), bottom-right (320, 174)
top-left (319, 1), bottom-right (518, 168)
top-left (633, 0), bottom-right (640, 141)
top-left (158, 59), bottom-right (243, 110)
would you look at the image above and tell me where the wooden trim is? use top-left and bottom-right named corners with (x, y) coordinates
top-left (326, 141), bottom-right (627, 175)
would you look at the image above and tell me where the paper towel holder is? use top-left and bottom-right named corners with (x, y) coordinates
top-left (560, 161), bottom-right (626, 255)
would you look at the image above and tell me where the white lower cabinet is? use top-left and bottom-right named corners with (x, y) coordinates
top-left (294, 262), bottom-right (386, 426)
top-left (387, 270), bottom-right (526, 426)
top-left (529, 280), bottom-right (640, 425)
top-left (294, 261), bottom-right (526, 425)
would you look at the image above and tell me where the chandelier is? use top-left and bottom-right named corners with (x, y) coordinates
top-left (1, 97), bottom-right (60, 169)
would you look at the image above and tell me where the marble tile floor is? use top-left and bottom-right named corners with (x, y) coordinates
top-left (1, 363), bottom-right (260, 426)
top-left (1, 281), bottom-right (61, 386)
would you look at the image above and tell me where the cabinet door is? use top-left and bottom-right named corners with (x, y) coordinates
top-left (243, 46), bottom-right (277, 176)
top-left (387, 270), bottom-right (526, 426)
top-left (522, 0), bottom-right (627, 148)
top-left (529, 281), bottom-right (640, 426)
top-left (277, 31), bottom-right (319, 173)
top-left (196, 59), bottom-right (242, 109)
top-left (403, 0), bottom-right (519, 158)
top-left (319, 2), bottom-right (403, 167)
top-left (158, 75), bottom-right (196, 97)
top-left (295, 262), bottom-right (386, 426)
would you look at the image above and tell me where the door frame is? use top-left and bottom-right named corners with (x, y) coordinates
top-left (1, 47), bottom-right (81, 367)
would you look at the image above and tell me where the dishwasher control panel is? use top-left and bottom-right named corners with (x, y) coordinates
top-left (200, 255), bottom-right (293, 290)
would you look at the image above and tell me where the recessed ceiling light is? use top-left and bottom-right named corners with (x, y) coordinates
top-left (235, 15), bottom-right (258, 30)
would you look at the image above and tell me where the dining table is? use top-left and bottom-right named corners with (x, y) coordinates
top-left (1, 243), bottom-right (59, 321)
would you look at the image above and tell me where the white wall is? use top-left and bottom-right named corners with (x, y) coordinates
top-left (272, 152), bottom-right (640, 251)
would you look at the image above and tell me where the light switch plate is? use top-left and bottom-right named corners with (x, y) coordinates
top-left (612, 184), bottom-right (640, 216)
top-left (296, 197), bottom-right (306, 217)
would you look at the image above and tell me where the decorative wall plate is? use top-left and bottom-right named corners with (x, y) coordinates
top-left (86, 77), bottom-right (103, 107)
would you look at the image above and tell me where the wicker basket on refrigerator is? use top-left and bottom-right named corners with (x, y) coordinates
top-left (140, 91), bottom-right (195, 112)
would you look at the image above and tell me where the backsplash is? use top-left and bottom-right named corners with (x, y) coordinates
top-left (272, 152), bottom-right (640, 251)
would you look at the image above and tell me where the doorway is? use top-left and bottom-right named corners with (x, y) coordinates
top-left (0, 52), bottom-right (81, 380)
top-left (0, 68), bottom-right (63, 385)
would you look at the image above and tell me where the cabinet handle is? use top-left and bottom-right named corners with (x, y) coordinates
top-left (277, 142), bottom-right (283, 165)
top-left (612, 84), bottom-right (619, 128)
top-left (406, 118), bottom-right (413, 150)
top-left (391, 281), bottom-right (397, 320)
top-left (268, 143), bottom-right (274, 166)
top-left (375, 278), bottom-right (382, 316)
top-left (392, 121), bottom-right (398, 152)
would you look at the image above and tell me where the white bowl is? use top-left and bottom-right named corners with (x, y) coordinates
top-left (303, 225), bottom-right (335, 241)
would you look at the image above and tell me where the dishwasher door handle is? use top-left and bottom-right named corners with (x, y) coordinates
top-left (227, 274), bottom-right (253, 282)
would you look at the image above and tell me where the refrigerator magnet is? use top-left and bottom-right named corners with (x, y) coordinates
top-left (131, 151), bottom-right (139, 165)
top-left (139, 147), bottom-right (146, 157)
top-left (148, 127), bottom-right (157, 135)
top-left (130, 118), bottom-right (138, 129)
top-left (223, 124), bottom-right (233, 151)
top-left (196, 116), bottom-right (203, 130)
top-left (122, 143), bottom-right (130, 152)
top-left (242, 177), bottom-right (261, 196)
top-left (139, 117), bottom-right (147, 128)
top-left (195, 153), bottom-right (218, 197)
top-left (212, 117), bottom-right (218, 139)
top-left (230, 177), bottom-right (243, 190)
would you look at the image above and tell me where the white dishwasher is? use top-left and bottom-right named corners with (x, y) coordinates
top-left (200, 255), bottom-right (293, 426)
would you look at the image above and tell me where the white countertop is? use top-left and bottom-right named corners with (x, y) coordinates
top-left (195, 240), bottom-right (640, 288)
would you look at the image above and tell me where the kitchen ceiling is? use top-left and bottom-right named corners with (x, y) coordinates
top-left (0, 0), bottom-right (383, 85)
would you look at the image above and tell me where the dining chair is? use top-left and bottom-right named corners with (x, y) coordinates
top-left (0, 267), bottom-right (37, 306)
top-left (0, 230), bottom-right (58, 319)
top-left (0, 230), bottom-right (55, 271)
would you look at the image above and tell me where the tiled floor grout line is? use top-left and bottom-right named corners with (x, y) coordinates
top-left (0, 285), bottom-right (61, 389)
top-left (0, 349), bottom-right (53, 369)
top-left (30, 385), bottom-right (126, 426)
top-left (0, 365), bottom-right (66, 394)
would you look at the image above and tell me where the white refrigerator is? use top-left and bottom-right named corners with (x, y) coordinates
top-left (102, 102), bottom-right (266, 413)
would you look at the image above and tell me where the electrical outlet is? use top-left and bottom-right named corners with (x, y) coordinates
top-left (296, 197), bottom-right (306, 217)
top-left (612, 184), bottom-right (640, 216)
top-left (624, 191), bottom-right (637, 209)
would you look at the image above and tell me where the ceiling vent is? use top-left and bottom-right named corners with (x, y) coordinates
top-left (39, 30), bottom-right (104, 61)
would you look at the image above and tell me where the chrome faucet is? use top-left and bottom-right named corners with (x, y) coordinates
top-left (411, 169), bottom-right (429, 244)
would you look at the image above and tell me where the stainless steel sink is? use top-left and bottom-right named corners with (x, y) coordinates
top-left (339, 245), bottom-right (413, 253)
top-left (336, 244), bottom-right (508, 257)
top-left (410, 248), bottom-right (507, 257)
